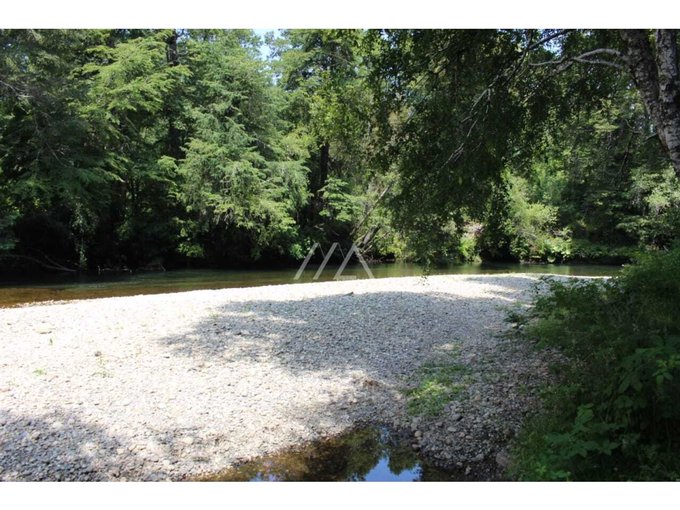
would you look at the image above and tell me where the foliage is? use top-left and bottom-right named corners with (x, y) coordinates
top-left (176, 31), bottom-right (309, 263)
top-left (478, 81), bottom-right (674, 263)
top-left (511, 249), bottom-right (680, 480)
top-left (273, 29), bottom-right (387, 257)
top-left (368, 30), bottom-right (546, 257)
top-left (0, 196), bottom-right (18, 251)
top-left (502, 173), bottom-right (572, 262)
top-left (1, 28), bottom-right (680, 274)
top-left (620, 165), bottom-right (680, 248)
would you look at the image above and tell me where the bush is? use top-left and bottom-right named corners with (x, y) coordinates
top-left (567, 239), bottom-right (637, 265)
top-left (482, 173), bottom-right (573, 263)
top-left (511, 249), bottom-right (680, 480)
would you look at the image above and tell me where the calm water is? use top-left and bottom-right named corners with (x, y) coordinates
top-left (0, 261), bottom-right (621, 307)
top-left (198, 426), bottom-right (460, 482)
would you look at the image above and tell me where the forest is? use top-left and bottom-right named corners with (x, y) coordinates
top-left (1, 29), bottom-right (679, 274)
top-left (3, 29), bottom-right (680, 482)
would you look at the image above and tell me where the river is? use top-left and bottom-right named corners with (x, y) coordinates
top-left (0, 261), bottom-right (621, 307)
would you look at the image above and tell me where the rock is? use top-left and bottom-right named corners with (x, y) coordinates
top-left (0, 273), bottom-right (551, 481)
top-left (495, 449), bottom-right (511, 469)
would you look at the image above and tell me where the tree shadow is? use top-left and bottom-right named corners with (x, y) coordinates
top-left (0, 275), bottom-right (544, 481)
top-left (157, 275), bottom-right (539, 385)
top-left (0, 407), bottom-right (168, 481)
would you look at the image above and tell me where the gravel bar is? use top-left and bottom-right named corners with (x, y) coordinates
top-left (0, 274), bottom-right (558, 481)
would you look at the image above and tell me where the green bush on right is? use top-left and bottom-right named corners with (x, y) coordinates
top-left (511, 247), bottom-right (680, 480)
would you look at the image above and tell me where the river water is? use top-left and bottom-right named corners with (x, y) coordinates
top-left (198, 426), bottom-right (467, 482)
top-left (0, 261), bottom-right (621, 307)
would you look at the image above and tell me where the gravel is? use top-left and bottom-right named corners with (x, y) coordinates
top-left (0, 274), bottom-right (560, 481)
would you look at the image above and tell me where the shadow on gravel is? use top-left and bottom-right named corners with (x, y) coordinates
top-left (0, 408), bottom-right (158, 481)
top-left (145, 275), bottom-right (546, 480)
top-left (0, 276), bottom-right (543, 481)
top-left (157, 275), bottom-right (539, 384)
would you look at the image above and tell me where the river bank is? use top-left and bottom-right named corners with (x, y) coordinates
top-left (0, 274), bottom-right (562, 481)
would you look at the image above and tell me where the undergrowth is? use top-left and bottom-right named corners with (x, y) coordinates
top-left (510, 248), bottom-right (680, 480)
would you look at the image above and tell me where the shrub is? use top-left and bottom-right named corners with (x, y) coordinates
top-left (511, 249), bottom-right (680, 480)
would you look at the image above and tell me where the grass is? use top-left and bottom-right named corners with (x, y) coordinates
top-left (94, 355), bottom-right (111, 378)
top-left (405, 358), bottom-right (469, 417)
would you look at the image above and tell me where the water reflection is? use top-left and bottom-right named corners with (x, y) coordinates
top-left (199, 427), bottom-right (456, 482)
top-left (0, 262), bottom-right (621, 307)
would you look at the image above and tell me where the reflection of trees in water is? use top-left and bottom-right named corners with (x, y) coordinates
top-left (203, 427), bottom-right (427, 481)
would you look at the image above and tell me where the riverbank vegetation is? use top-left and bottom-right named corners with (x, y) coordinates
top-left (510, 249), bottom-right (680, 480)
top-left (2, 29), bottom-right (680, 274)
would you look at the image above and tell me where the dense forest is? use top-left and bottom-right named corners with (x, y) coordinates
top-left (1, 29), bottom-right (679, 275)
top-left (3, 28), bottom-right (680, 481)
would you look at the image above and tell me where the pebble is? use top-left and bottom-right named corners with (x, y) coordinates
top-left (0, 274), bottom-right (563, 481)
top-left (495, 449), bottom-right (511, 469)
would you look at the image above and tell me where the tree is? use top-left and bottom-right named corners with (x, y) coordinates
top-left (366, 29), bottom-right (680, 259)
top-left (2, 29), bottom-right (679, 273)
top-left (176, 30), bottom-right (309, 264)
top-left (620, 30), bottom-right (680, 177)
top-left (274, 30), bottom-right (385, 251)
top-left (527, 30), bottom-right (680, 177)
top-left (0, 29), bottom-right (118, 270)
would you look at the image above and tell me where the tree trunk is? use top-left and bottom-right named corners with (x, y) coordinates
top-left (311, 141), bottom-right (330, 213)
top-left (166, 30), bottom-right (179, 67)
top-left (303, 141), bottom-right (331, 231)
top-left (316, 141), bottom-right (330, 194)
top-left (655, 30), bottom-right (680, 175)
top-left (165, 30), bottom-right (182, 159)
top-left (621, 29), bottom-right (680, 177)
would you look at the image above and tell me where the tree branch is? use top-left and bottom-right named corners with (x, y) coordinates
top-left (0, 254), bottom-right (77, 273)
top-left (351, 182), bottom-right (394, 238)
top-left (530, 48), bottom-right (628, 70)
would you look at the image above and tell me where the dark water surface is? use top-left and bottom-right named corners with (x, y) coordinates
top-left (0, 262), bottom-right (621, 307)
top-left (198, 426), bottom-right (459, 482)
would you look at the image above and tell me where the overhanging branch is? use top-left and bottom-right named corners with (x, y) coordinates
top-left (530, 48), bottom-right (628, 71)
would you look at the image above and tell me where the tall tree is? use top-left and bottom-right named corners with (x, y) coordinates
top-left (620, 30), bottom-right (680, 177)
top-left (176, 30), bottom-right (309, 264)
top-left (275, 29), bottom-right (378, 248)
